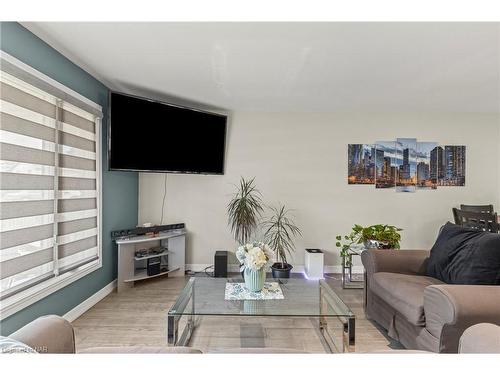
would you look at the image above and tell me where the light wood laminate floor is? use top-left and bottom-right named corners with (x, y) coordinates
top-left (72, 274), bottom-right (403, 353)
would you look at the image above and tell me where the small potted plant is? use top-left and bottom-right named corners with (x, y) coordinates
top-left (336, 224), bottom-right (402, 258)
top-left (263, 205), bottom-right (302, 279)
top-left (236, 242), bottom-right (273, 292)
top-left (352, 224), bottom-right (403, 249)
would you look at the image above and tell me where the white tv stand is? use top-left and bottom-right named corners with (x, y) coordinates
top-left (115, 229), bottom-right (186, 293)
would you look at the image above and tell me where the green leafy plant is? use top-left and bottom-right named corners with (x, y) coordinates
top-left (227, 177), bottom-right (264, 245)
top-left (263, 205), bottom-right (302, 267)
top-left (351, 224), bottom-right (403, 249)
top-left (336, 224), bottom-right (403, 265)
top-left (335, 232), bottom-right (358, 266)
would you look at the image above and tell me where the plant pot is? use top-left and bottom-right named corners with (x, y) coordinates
top-left (364, 239), bottom-right (391, 249)
top-left (271, 263), bottom-right (293, 279)
top-left (244, 267), bottom-right (266, 292)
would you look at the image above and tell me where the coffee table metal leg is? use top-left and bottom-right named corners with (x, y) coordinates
top-left (343, 317), bottom-right (356, 352)
top-left (341, 256), bottom-right (345, 289)
top-left (167, 314), bottom-right (178, 345)
top-left (348, 254), bottom-right (353, 282)
top-left (167, 278), bottom-right (195, 346)
top-left (319, 284), bottom-right (328, 332)
top-left (318, 285), bottom-right (333, 353)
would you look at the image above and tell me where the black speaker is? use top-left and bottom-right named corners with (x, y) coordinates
top-left (147, 256), bottom-right (161, 276)
top-left (214, 251), bottom-right (228, 278)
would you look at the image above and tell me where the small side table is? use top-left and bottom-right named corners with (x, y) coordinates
top-left (341, 247), bottom-right (364, 289)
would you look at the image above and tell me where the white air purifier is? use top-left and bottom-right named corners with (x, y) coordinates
top-left (304, 249), bottom-right (324, 279)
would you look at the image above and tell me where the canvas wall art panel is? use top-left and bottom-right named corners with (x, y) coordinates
top-left (438, 145), bottom-right (466, 186)
top-left (347, 144), bottom-right (375, 184)
top-left (375, 141), bottom-right (398, 188)
top-left (416, 142), bottom-right (438, 189)
top-left (395, 138), bottom-right (417, 193)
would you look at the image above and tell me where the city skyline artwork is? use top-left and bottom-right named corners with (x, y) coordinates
top-left (348, 140), bottom-right (466, 191)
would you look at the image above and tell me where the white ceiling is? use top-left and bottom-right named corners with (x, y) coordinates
top-left (22, 22), bottom-right (500, 113)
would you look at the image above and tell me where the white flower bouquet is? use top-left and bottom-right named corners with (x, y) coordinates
top-left (236, 242), bottom-right (273, 272)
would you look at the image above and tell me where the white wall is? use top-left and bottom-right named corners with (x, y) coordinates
top-left (138, 112), bottom-right (500, 271)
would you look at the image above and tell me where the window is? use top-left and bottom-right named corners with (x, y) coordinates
top-left (0, 51), bottom-right (102, 318)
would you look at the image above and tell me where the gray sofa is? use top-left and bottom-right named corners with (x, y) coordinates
top-left (361, 249), bottom-right (500, 353)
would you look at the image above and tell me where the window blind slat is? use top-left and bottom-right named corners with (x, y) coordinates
top-left (0, 129), bottom-right (96, 160)
top-left (59, 154), bottom-right (96, 171)
top-left (1, 238), bottom-right (54, 262)
top-left (58, 177), bottom-right (95, 191)
top-left (0, 173), bottom-right (54, 190)
top-left (1, 143), bottom-right (55, 166)
top-left (0, 82), bottom-right (57, 119)
top-left (57, 209), bottom-right (97, 222)
top-left (58, 247), bottom-right (98, 272)
top-left (0, 223), bottom-right (53, 250)
top-left (0, 189), bottom-right (55, 202)
top-left (0, 200), bottom-right (54, 219)
top-left (57, 228), bottom-right (98, 245)
top-left (0, 213), bottom-right (54, 232)
top-left (62, 110), bottom-right (95, 134)
top-left (59, 144), bottom-right (96, 160)
top-left (58, 198), bottom-right (96, 213)
top-left (1, 112), bottom-right (56, 142)
top-left (59, 167), bottom-right (96, 179)
top-left (58, 217), bottom-right (97, 236)
top-left (58, 235), bottom-right (97, 259)
top-left (0, 160), bottom-right (55, 176)
top-left (0, 247), bottom-right (53, 279)
top-left (0, 100), bottom-right (96, 141)
top-left (0, 129), bottom-right (56, 152)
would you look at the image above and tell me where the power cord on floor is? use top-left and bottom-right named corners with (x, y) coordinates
top-left (203, 265), bottom-right (214, 277)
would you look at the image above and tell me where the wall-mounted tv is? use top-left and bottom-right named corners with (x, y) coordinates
top-left (108, 92), bottom-right (227, 174)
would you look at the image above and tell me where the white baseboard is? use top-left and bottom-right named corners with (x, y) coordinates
top-left (186, 264), bottom-right (364, 274)
top-left (63, 279), bottom-right (116, 322)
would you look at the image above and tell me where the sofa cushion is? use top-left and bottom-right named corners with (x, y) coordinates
top-left (371, 272), bottom-right (444, 326)
top-left (427, 222), bottom-right (500, 284)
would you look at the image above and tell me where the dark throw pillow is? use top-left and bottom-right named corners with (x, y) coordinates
top-left (427, 222), bottom-right (500, 284)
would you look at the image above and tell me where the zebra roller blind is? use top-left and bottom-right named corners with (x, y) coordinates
top-left (0, 65), bottom-right (101, 300)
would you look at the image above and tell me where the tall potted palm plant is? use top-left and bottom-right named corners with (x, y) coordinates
top-left (263, 205), bottom-right (302, 278)
top-left (227, 177), bottom-right (264, 245)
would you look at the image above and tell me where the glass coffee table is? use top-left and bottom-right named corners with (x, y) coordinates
top-left (167, 277), bottom-right (355, 353)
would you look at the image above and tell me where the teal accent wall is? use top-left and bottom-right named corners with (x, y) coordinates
top-left (0, 22), bottom-right (139, 335)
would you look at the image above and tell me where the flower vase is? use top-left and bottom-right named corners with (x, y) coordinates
top-left (244, 267), bottom-right (266, 292)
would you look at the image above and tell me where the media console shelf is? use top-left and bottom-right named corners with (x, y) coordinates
top-left (115, 229), bottom-right (186, 293)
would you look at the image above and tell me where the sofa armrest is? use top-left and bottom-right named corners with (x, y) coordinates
top-left (9, 315), bottom-right (75, 354)
top-left (361, 249), bottom-right (430, 276)
top-left (459, 323), bottom-right (500, 353)
top-left (424, 285), bottom-right (500, 353)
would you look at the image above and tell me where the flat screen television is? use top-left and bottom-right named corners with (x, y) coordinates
top-left (108, 92), bottom-right (227, 174)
